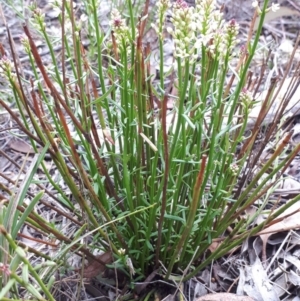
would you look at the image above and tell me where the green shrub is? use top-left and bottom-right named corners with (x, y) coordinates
top-left (1, 0), bottom-right (299, 299)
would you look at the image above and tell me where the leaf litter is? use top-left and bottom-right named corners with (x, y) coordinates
top-left (1, 0), bottom-right (300, 300)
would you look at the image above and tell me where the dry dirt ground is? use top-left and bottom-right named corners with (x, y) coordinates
top-left (1, 1), bottom-right (300, 301)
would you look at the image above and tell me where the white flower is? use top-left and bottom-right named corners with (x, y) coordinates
top-left (252, 1), bottom-right (258, 8)
top-left (271, 3), bottom-right (280, 12)
top-left (153, 0), bottom-right (171, 37)
top-left (167, 27), bottom-right (173, 34)
top-left (118, 248), bottom-right (126, 255)
top-left (126, 257), bottom-right (135, 276)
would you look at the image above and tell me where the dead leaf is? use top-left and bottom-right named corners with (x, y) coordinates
top-left (78, 252), bottom-right (113, 278)
top-left (161, 294), bottom-right (175, 301)
top-left (254, 7), bottom-right (300, 31)
top-left (237, 256), bottom-right (280, 301)
top-left (135, 268), bottom-right (158, 294)
top-left (248, 77), bottom-right (300, 130)
top-left (257, 201), bottom-right (300, 237)
top-left (9, 140), bottom-right (41, 154)
top-left (208, 241), bottom-right (220, 253)
top-left (291, 123), bottom-right (300, 145)
top-left (256, 200), bottom-right (300, 262)
top-left (195, 293), bottom-right (255, 301)
top-left (103, 129), bottom-right (115, 145)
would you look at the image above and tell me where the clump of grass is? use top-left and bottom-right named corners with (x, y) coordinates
top-left (0, 0), bottom-right (299, 299)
